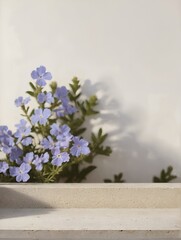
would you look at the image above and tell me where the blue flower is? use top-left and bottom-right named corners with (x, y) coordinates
top-left (63, 103), bottom-right (77, 115)
top-left (52, 148), bottom-right (70, 166)
top-left (0, 126), bottom-right (14, 154)
top-left (32, 152), bottom-right (49, 171)
top-left (9, 146), bottom-right (23, 164)
top-left (0, 126), bottom-right (11, 136)
top-left (57, 134), bottom-right (72, 148)
top-left (55, 104), bottom-right (77, 117)
top-left (31, 66), bottom-right (52, 87)
top-left (50, 123), bottom-right (60, 136)
top-left (46, 92), bottom-right (54, 104)
top-left (41, 136), bottom-right (55, 150)
top-left (23, 152), bottom-right (34, 164)
top-left (14, 119), bottom-right (31, 143)
top-left (54, 106), bottom-right (65, 117)
top-left (50, 124), bottom-right (72, 148)
top-left (9, 163), bottom-right (31, 182)
top-left (54, 86), bottom-right (68, 102)
top-left (31, 108), bottom-right (51, 125)
top-left (21, 137), bottom-right (32, 146)
top-left (37, 92), bottom-right (54, 104)
top-left (0, 161), bottom-right (9, 174)
top-left (41, 136), bottom-right (63, 154)
top-left (37, 93), bottom-right (46, 103)
top-left (15, 97), bottom-right (30, 107)
top-left (50, 123), bottom-right (73, 148)
top-left (50, 124), bottom-right (70, 137)
top-left (70, 137), bottom-right (90, 157)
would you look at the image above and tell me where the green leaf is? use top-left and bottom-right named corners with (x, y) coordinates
top-left (29, 82), bottom-right (36, 90)
top-left (69, 77), bottom-right (81, 94)
top-left (77, 165), bottom-right (97, 182)
top-left (26, 91), bottom-right (35, 97)
top-left (74, 128), bottom-right (87, 136)
top-left (29, 109), bottom-right (34, 117)
top-left (153, 166), bottom-right (177, 183)
top-left (104, 179), bottom-right (112, 183)
top-left (91, 132), bottom-right (97, 143)
top-left (104, 172), bottom-right (125, 183)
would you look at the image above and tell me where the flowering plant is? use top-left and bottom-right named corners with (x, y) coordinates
top-left (0, 66), bottom-right (112, 183)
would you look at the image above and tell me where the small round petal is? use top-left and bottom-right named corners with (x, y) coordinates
top-left (35, 164), bottom-right (43, 171)
top-left (80, 146), bottom-right (90, 155)
top-left (23, 152), bottom-right (34, 164)
top-left (36, 78), bottom-right (46, 87)
top-left (54, 107), bottom-right (65, 117)
top-left (21, 137), bottom-right (32, 146)
top-left (31, 70), bottom-right (39, 79)
top-left (43, 108), bottom-right (51, 118)
top-left (20, 162), bottom-right (31, 173)
top-left (9, 147), bottom-right (23, 162)
top-left (23, 97), bottom-right (30, 105)
top-left (70, 145), bottom-right (81, 157)
top-left (54, 86), bottom-right (68, 99)
top-left (22, 173), bottom-right (30, 182)
top-left (15, 97), bottom-right (23, 107)
top-left (64, 104), bottom-right (77, 115)
top-left (37, 93), bottom-right (46, 103)
top-left (42, 152), bottom-right (49, 163)
top-left (9, 166), bottom-right (18, 177)
top-left (0, 126), bottom-right (8, 134)
top-left (16, 174), bottom-right (23, 182)
top-left (0, 162), bottom-right (9, 173)
top-left (46, 92), bottom-right (54, 104)
top-left (39, 117), bottom-right (47, 125)
top-left (37, 66), bottom-right (46, 76)
top-left (41, 136), bottom-right (54, 149)
top-left (44, 72), bottom-right (52, 80)
top-left (31, 115), bottom-right (39, 125)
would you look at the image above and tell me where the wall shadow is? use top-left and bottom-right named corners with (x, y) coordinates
top-left (81, 79), bottom-right (181, 183)
top-left (0, 186), bottom-right (51, 219)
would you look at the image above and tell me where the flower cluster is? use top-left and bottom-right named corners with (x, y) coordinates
top-left (0, 66), bottom-right (90, 183)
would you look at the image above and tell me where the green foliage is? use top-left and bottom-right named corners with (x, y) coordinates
top-left (153, 166), bottom-right (177, 183)
top-left (60, 164), bottom-right (97, 183)
top-left (104, 172), bottom-right (125, 183)
top-left (56, 77), bottom-right (112, 182)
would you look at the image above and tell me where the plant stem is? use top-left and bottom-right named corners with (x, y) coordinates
top-left (44, 166), bottom-right (63, 183)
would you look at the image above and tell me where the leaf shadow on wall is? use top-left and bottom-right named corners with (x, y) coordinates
top-left (81, 79), bottom-right (181, 183)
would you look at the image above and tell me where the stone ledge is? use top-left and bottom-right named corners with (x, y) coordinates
top-left (0, 183), bottom-right (181, 239)
top-left (0, 208), bottom-right (181, 239)
top-left (1, 183), bottom-right (181, 208)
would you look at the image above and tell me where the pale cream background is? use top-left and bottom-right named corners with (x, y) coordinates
top-left (0, 0), bottom-right (181, 182)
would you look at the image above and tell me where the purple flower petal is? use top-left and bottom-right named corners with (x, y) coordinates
top-left (16, 174), bottom-right (23, 182)
top-left (37, 93), bottom-right (46, 103)
top-left (36, 78), bottom-right (46, 87)
top-left (0, 162), bottom-right (9, 173)
top-left (31, 70), bottom-right (39, 79)
top-left (44, 72), bottom-right (52, 80)
top-left (37, 66), bottom-right (46, 76)
top-left (52, 151), bottom-right (70, 166)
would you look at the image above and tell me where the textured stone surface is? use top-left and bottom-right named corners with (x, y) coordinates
top-left (0, 183), bottom-right (181, 239)
top-left (0, 183), bottom-right (181, 208)
top-left (0, 208), bottom-right (181, 239)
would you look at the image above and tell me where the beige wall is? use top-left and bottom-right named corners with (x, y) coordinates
top-left (0, 0), bottom-right (181, 182)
